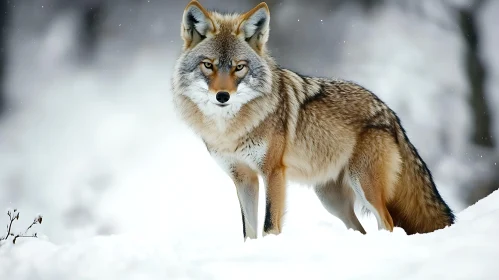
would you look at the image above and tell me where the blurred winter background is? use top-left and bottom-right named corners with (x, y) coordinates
top-left (0, 0), bottom-right (497, 246)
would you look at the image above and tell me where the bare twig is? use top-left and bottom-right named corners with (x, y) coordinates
top-left (13, 232), bottom-right (38, 244)
top-left (1, 209), bottom-right (19, 242)
top-left (24, 215), bottom-right (43, 235)
top-left (0, 210), bottom-right (43, 246)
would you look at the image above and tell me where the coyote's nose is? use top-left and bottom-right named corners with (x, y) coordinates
top-left (216, 91), bottom-right (230, 103)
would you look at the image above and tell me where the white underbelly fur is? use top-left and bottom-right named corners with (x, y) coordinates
top-left (210, 138), bottom-right (354, 187)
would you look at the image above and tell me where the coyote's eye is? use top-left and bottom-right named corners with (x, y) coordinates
top-left (235, 64), bottom-right (246, 72)
top-left (203, 62), bottom-right (213, 69)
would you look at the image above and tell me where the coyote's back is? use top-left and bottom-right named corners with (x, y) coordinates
top-left (171, 0), bottom-right (455, 239)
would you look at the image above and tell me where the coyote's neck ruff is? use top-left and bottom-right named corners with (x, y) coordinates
top-left (172, 1), bottom-right (455, 240)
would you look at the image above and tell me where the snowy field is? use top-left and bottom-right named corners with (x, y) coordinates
top-left (1, 187), bottom-right (498, 279)
top-left (0, 1), bottom-right (498, 279)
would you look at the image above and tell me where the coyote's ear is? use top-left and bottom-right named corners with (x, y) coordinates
top-left (181, 1), bottom-right (216, 50)
top-left (237, 2), bottom-right (270, 53)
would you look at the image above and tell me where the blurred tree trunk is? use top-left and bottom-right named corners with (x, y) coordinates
top-left (56, 0), bottom-right (105, 62)
top-left (0, 0), bottom-right (8, 115)
top-left (456, 0), bottom-right (498, 204)
top-left (457, 0), bottom-right (494, 148)
top-left (78, 1), bottom-right (105, 63)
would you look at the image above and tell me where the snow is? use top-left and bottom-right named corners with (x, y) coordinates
top-left (1, 190), bottom-right (498, 280)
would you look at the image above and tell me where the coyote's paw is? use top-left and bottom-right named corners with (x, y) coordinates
top-left (262, 228), bottom-right (281, 237)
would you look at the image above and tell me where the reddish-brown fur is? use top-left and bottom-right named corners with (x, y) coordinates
top-left (349, 129), bottom-right (399, 231)
top-left (206, 67), bottom-right (239, 94)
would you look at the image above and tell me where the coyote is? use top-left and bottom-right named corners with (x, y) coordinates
top-left (172, 1), bottom-right (455, 240)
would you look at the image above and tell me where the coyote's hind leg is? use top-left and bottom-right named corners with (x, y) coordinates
top-left (315, 175), bottom-right (366, 234)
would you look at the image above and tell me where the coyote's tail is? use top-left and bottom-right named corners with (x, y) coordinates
top-left (388, 115), bottom-right (455, 234)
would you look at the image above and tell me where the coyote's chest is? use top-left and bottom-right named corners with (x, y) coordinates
top-left (207, 136), bottom-right (268, 173)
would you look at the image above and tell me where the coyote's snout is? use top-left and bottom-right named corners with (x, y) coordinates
top-left (172, 0), bottom-right (455, 240)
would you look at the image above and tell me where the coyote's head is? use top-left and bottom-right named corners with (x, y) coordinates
top-left (172, 1), bottom-right (274, 119)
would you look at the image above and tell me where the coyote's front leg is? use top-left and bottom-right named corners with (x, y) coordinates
top-left (261, 134), bottom-right (286, 237)
top-left (262, 167), bottom-right (286, 236)
top-left (231, 163), bottom-right (260, 240)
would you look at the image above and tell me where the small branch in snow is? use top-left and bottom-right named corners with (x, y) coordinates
top-left (0, 209), bottom-right (43, 246)
top-left (1, 209), bottom-right (19, 241)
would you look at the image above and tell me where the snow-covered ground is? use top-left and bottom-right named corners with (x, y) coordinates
top-left (1, 189), bottom-right (498, 280)
top-left (0, 1), bottom-right (498, 279)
